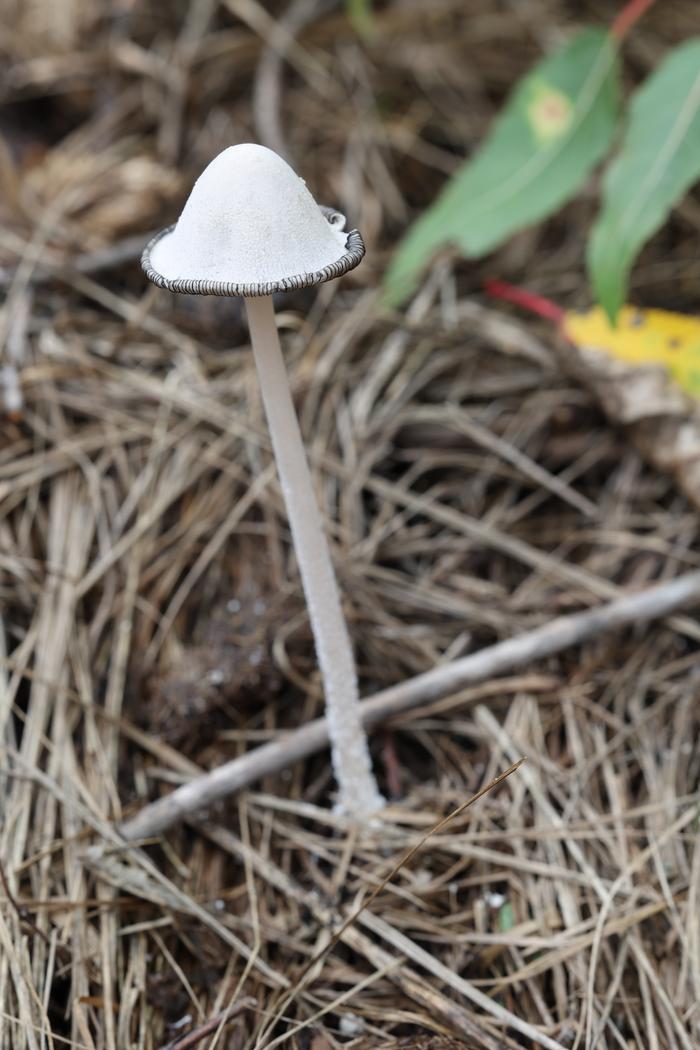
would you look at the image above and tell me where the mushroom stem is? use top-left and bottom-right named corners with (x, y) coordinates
top-left (244, 294), bottom-right (384, 819)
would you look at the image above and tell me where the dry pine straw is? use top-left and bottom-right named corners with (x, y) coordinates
top-left (2, 0), bottom-right (700, 1048)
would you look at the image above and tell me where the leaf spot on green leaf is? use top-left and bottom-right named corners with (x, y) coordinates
top-left (527, 81), bottom-right (574, 143)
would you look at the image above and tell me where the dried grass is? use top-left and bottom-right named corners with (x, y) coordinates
top-left (1, 0), bottom-right (700, 1047)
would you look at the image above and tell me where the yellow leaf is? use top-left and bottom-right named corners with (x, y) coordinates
top-left (562, 305), bottom-right (700, 398)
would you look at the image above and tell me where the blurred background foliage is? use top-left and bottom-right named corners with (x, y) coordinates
top-left (2, 0), bottom-right (698, 313)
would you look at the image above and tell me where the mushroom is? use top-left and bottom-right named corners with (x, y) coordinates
top-left (142, 144), bottom-right (384, 819)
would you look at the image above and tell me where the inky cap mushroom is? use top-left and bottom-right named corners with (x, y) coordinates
top-left (142, 144), bottom-right (384, 820)
top-left (143, 143), bottom-right (364, 297)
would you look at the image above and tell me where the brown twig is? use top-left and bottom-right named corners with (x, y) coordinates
top-left (252, 0), bottom-right (336, 162)
top-left (0, 859), bottom-right (51, 950)
top-left (157, 997), bottom-right (257, 1050)
top-left (0, 858), bottom-right (72, 967)
top-left (119, 570), bottom-right (700, 840)
top-left (0, 232), bottom-right (154, 289)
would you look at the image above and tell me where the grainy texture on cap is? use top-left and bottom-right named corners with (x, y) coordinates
top-left (143, 143), bottom-right (365, 297)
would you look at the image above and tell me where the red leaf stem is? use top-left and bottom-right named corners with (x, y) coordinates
top-left (483, 279), bottom-right (565, 324)
top-left (610, 0), bottom-right (657, 40)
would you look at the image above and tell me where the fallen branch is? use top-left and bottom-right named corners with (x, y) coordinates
top-left (120, 570), bottom-right (700, 840)
top-left (156, 997), bottom-right (256, 1050)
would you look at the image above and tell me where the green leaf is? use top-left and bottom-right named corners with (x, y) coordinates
top-left (588, 38), bottom-right (700, 323)
top-left (347, 0), bottom-right (374, 39)
top-left (498, 901), bottom-right (515, 933)
top-left (383, 28), bottom-right (620, 306)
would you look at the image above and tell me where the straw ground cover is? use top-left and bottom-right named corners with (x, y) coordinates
top-left (2, 0), bottom-right (700, 1047)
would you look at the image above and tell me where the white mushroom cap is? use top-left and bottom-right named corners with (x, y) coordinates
top-left (143, 144), bottom-right (364, 297)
